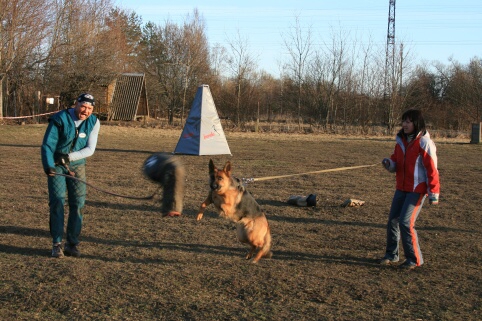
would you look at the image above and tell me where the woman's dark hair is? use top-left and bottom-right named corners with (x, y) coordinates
top-left (401, 109), bottom-right (426, 134)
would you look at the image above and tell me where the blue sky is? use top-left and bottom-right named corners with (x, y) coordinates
top-left (116, 0), bottom-right (482, 75)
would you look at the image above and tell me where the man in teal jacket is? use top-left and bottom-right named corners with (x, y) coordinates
top-left (41, 93), bottom-right (100, 258)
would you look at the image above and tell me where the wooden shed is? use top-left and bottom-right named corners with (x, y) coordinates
top-left (108, 73), bottom-right (149, 121)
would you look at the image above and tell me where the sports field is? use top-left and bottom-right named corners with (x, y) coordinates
top-left (0, 124), bottom-right (480, 320)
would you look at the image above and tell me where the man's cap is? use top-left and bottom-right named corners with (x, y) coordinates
top-left (77, 93), bottom-right (95, 106)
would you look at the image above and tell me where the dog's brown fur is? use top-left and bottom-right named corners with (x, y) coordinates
top-left (197, 160), bottom-right (272, 263)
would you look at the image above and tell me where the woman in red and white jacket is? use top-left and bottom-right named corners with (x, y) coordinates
top-left (380, 109), bottom-right (440, 270)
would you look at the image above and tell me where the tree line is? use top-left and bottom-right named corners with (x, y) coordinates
top-left (1, 0), bottom-right (481, 133)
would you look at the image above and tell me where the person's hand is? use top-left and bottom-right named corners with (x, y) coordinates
top-left (429, 196), bottom-right (439, 205)
top-left (382, 158), bottom-right (390, 170)
top-left (45, 167), bottom-right (56, 176)
top-left (54, 153), bottom-right (70, 165)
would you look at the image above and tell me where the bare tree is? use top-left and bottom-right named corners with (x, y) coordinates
top-left (324, 27), bottom-right (349, 129)
top-left (179, 9), bottom-right (211, 125)
top-left (282, 15), bottom-right (312, 129)
top-left (42, 0), bottom-right (119, 107)
top-left (437, 57), bottom-right (482, 129)
top-left (104, 7), bottom-right (143, 73)
top-left (226, 29), bottom-right (257, 126)
top-left (139, 21), bottom-right (183, 123)
top-left (256, 72), bottom-right (280, 125)
top-left (467, 58), bottom-right (482, 122)
top-left (0, 0), bottom-right (52, 117)
top-left (210, 44), bottom-right (228, 79)
top-left (356, 35), bottom-right (385, 132)
top-left (138, 10), bottom-right (211, 124)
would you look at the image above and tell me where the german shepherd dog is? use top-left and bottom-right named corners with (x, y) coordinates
top-left (197, 160), bottom-right (272, 263)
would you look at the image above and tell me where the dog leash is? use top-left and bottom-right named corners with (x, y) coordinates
top-left (53, 173), bottom-right (160, 200)
top-left (242, 163), bottom-right (379, 183)
top-left (54, 163), bottom-right (378, 197)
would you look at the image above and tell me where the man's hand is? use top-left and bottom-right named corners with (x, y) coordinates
top-left (382, 158), bottom-right (390, 170)
top-left (429, 197), bottom-right (439, 205)
top-left (54, 153), bottom-right (70, 165)
top-left (45, 167), bottom-right (56, 176)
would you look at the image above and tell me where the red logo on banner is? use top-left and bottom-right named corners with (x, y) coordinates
top-left (203, 132), bottom-right (215, 140)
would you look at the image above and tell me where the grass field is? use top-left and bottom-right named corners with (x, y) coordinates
top-left (0, 124), bottom-right (480, 320)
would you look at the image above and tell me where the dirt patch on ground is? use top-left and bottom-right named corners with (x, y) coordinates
top-left (0, 124), bottom-right (480, 320)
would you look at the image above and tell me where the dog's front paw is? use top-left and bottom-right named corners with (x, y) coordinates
top-left (196, 213), bottom-right (204, 221)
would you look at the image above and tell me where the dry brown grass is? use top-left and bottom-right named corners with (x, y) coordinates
top-left (0, 124), bottom-right (480, 320)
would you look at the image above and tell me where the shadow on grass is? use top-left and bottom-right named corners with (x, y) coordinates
top-left (268, 215), bottom-right (386, 229)
top-left (267, 216), bottom-right (480, 234)
top-left (86, 200), bottom-right (161, 212)
top-left (0, 243), bottom-right (177, 264)
top-left (257, 199), bottom-right (348, 209)
top-left (0, 244), bottom-right (48, 257)
top-left (1, 225), bottom-right (477, 267)
top-left (0, 238), bottom-right (376, 267)
top-left (0, 225), bottom-right (367, 264)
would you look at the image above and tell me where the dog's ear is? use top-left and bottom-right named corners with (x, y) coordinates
top-left (209, 159), bottom-right (215, 174)
top-left (223, 161), bottom-right (232, 176)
